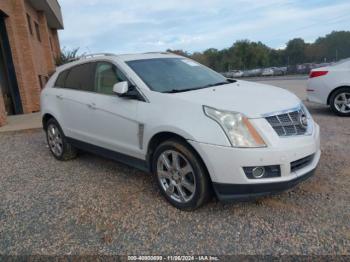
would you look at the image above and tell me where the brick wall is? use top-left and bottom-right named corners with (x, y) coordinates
top-left (0, 93), bottom-right (6, 126)
top-left (0, 0), bottom-right (61, 127)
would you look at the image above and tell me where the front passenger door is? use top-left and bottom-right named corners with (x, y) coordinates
top-left (89, 62), bottom-right (141, 158)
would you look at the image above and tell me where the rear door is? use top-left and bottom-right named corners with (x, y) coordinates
top-left (56, 62), bottom-right (98, 143)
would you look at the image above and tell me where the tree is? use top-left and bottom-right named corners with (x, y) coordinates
top-left (284, 38), bottom-right (306, 65)
top-left (268, 49), bottom-right (284, 67)
top-left (55, 47), bottom-right (81, 66)
top-left (162, 31), bottom-right (350, 72)
top-left (202, 48), bottom-right (222, 70)
top-left (166, 49), bottom-right (190, 57)
top-left (313, 31), bottom-right (350, 62)
top-left (228, 40), bottom-right (270, 70)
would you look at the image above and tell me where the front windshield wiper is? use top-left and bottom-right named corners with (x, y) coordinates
top-left (164, 88), bottom-right (197, 93)
top-left (163, 79), bottom-right (236, 94)
top-left (194, 80), bottom-right (234, 90)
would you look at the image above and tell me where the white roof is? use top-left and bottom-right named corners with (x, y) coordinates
top-left (56, 52), bottom-right (183, 72)
top-left (117, 52), bottom-right (181, 61)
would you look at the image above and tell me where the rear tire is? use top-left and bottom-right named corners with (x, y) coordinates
top-left (329, 87), bottom-right (350, 116)
top-left (45, 118), bottom-right (78, 161)
top-left (152, 139), bottom-right (211, 211)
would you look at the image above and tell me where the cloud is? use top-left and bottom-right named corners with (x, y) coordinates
top-left (58, 0), bottom-right (350, 54)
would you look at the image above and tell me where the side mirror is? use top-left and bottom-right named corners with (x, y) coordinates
top-left (113, 81), bottom-right (129, 96)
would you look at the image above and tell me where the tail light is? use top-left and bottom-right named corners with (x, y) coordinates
top-left (309, 71), bottom-right (328, 78)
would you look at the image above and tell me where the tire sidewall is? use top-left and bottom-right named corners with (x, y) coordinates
top-left (330, 88), bottom-right (350, 117)
top-left (45, 119), bottom-right (67, 160)
top-left (152, 139), bottom-right (210, 210)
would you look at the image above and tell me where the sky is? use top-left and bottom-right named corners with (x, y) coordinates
top-left (58, 0), bottom-right (350, 54)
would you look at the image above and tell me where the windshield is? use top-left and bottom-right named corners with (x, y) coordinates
top-left (126, 58), bottom-right (229, 93)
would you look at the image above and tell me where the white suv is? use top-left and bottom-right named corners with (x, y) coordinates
top-left (41, 52), bottom-right (321, 210)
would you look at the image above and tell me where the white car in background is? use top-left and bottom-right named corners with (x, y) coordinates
top-left (261, 68), bottom-right (274, 76)
top-left (230, 70), bottom-right (244, 78)
top-left (307, 59), bottom-right (350, 116)
top-left (41, 52), bottom-right (320, 210)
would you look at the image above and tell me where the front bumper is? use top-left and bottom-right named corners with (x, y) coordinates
top-left (189, 122), bottom-right (321, 201)
top-left (213, 168), bottom-right (316, 201)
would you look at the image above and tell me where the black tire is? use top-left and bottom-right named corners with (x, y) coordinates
top-left (152, 139), bottom-right (211, 211)
top-left (329, 87), bottom-right (350, 116)
top-left (45, 118), bottom-right (78, 161)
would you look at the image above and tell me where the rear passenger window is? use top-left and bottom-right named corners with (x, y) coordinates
top-left (65, 63), bottom-right (95, 91)
top-left (55, 70), bottom-right (69, 88)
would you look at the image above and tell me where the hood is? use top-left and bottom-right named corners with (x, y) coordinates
top-left (172, 80), bottom-right (301, 118)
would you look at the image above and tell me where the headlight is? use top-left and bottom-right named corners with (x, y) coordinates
top-left (203, 106), bottom-right (266, 148)
top-left (300, 103), bottom-right (314, 134)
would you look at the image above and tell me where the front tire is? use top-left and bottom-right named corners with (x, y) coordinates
top-left (152, 139), bottom-right (211, 211)
top-left (45, 118), bottom-right (78, 161)
top-left (330, 87), bottom-right (350, 116)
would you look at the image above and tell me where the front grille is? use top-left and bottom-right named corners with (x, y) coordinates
top-left (291, 154), bottom-right (314, 172)
top-left (265, 109), bottom-right (308, 137)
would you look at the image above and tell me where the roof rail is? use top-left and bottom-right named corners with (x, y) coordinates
top-left (143, 52), bottom-right (170, 55)
top-left (80, 53), bottom-right (116, 59)
top-left (66, 57), bottom-right (79, 63)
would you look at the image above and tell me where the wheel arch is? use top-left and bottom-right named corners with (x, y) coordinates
top-left (42, 113), bottom-right (57, 130)
top-left (146, 132), bottom-right (211, 181)
top-left (327, 85), bottom-right (350, 105)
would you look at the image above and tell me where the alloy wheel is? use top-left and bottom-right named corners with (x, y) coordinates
top-left (334, 92), bottom-right (350, 114)
top-left (156, 150), bottom-right (196, 203)
top-left (47, 124), bottom-right (63, 157)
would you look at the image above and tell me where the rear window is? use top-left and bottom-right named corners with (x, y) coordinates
top-left (55, 70), bottom-right (69, 88)
top-left (65, 63), bottom-right (95, 91)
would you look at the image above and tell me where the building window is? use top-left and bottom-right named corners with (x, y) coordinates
top-left (26, 14), bottom-right (33, 35)
top-left (38, 75), bottom-right (43, 89)
top-left (34, 22), bottom-right (41, 42)
top-left (49, 37), bottom-right (53, 52)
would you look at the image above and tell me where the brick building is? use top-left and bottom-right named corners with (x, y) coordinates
top-left (0, 0), bottom-right (63, 126)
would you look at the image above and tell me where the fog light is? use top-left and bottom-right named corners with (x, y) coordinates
top-left (252, 167), bottom-right (265, 179)
top-left (243, 165), bottom-right (281, 179)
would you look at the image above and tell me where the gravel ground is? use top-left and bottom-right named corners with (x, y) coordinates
top-left (0, 78), bottom-right (349, 255)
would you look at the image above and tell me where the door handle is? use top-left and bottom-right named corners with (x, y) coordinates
top-left (87, 102), bottom-right (97, 110)
top-left (56, 94), bottom-right (63, 100)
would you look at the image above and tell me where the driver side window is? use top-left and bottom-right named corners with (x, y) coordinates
top-left (95, 62), bottom-right (127, 95)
